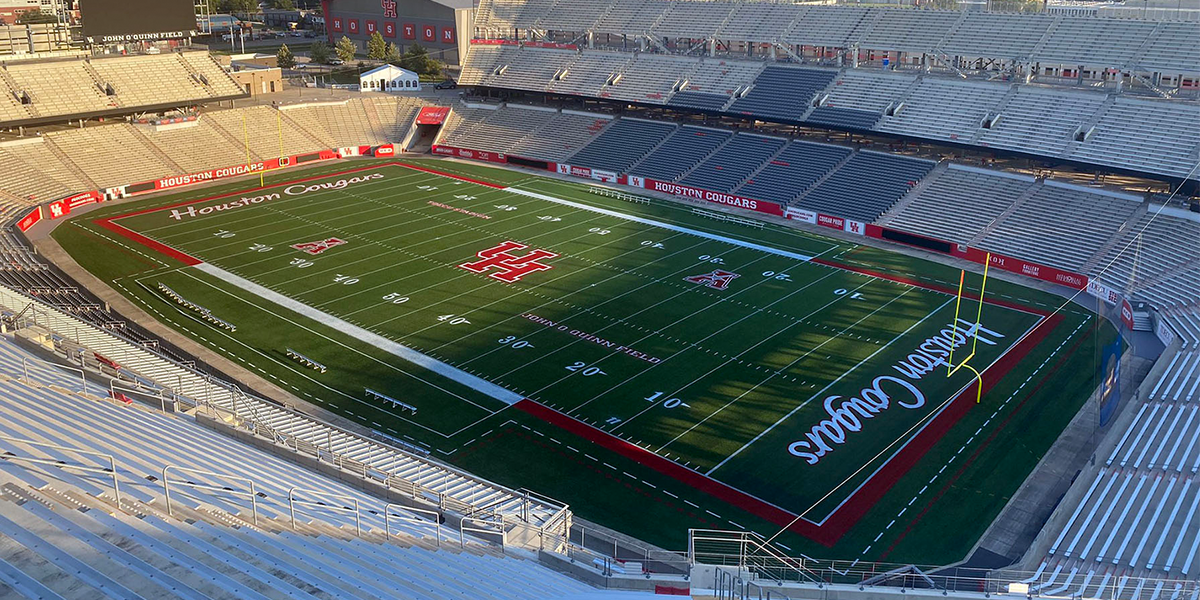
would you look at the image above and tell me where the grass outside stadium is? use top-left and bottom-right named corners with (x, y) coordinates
top-left (52, 157), bottom-right (1115, 564)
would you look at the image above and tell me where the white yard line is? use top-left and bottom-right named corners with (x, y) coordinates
top-left (193, 261), bottom-right (524, 405)
top-left (506, 188), bottom-right (815, 262)
top-left (706, 296), bottom-right (956, 476)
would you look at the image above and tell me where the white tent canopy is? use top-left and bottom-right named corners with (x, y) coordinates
top-left (360, 64), bottom-right (421, 93)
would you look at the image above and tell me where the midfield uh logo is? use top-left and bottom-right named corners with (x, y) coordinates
top-left (684, 269), bottom-right (739, 290)
top-left (459, 240), bottom-right (558, 283)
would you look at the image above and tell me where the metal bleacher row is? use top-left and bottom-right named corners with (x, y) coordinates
top-left (460, 45), bottom-right (1200, 181)
top-left (472, 0), bottom-right (1200, 75)
top-left (0, 335), bottom-right (596, 599)
top-left (0, 51), bottom-right (245, 125)
top-left (1024, 349), bottom-right (1200, 598)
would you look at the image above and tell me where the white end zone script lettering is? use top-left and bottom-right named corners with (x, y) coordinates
top-left (788, 319), bottom-right (1005, 465)
top-left (168, 173), bottom-right (385, 221)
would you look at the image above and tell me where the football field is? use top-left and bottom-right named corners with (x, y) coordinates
top-left (56, 159), bottom-right (1105, 558)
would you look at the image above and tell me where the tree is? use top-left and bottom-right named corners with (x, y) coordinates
top-left (276, 44), bottom-right (296, 69)
top-left (213, 0), bottom-right (257, 13)
top-left (309, 40), bottom-right (331, 64)
top-left (366, 30), bottom-right (386, 60)
top-left (16, 10), bottom-right (59, 24)
top-left (335, 35), bottom-right (357, 63)
top-left (384, 42), bottom-right (401, 64)
top-left (401, 44), bottom-right (442, 77)
top-left (270, 0), bottom-right (296, 9)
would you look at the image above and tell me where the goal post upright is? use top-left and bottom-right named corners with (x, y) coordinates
top-left (947, 253), bottom-right (992, 402)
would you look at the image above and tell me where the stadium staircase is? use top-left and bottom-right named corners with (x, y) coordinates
top-left (878, 160), bottom-right (950, 220)
top-left (39, 136), bottom-right (99, 192)
top-left (359, 99), bottom-right (391, 143)
top-left (728, 141), bottom-right (794, 193)
top-left (203, 112), bottom-right (263, 160)
top-left (0, 69), bottom-right (33, 120)
top-left (642, 131), bottom-right (736, 183)
top-left (777, 148), bottom-right (856, 206)
top-left (964, 180), bottom-right (1044, 247)
top-left (1080, 202), bottom-right (1149, 275)
top-left (278, 109), bottom-right (338, 150)
top-left (79, 60), bottom-right (109, 98)
top-left (128, 126), bottom-right (188, 175)
top-left (204, 117), bottom-right (266, 163)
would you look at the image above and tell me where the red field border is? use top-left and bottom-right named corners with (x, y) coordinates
top-left (88, 159), bottom-right (1071, 546)
top-left (519, 311), bottom-right (1062, 547)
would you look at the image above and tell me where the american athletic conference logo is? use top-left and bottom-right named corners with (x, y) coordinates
top-left (458, 240), bottom-right (558, 283)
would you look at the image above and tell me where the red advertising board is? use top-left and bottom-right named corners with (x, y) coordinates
top-left (1120, 300), bottom-right (1135, 330)
top-left (153, 160), bottom-right (278, 192)
top-left (373, 144), bottom-right (395, 157)
top-left (431, 145), bottom-right (507, 163)
top-left (66, 191), bottom-right (102, 211)
top-left (415, 106), bottom-right (450, 125)
top-left (816, 213), bottom-right (844, 230)
top-left (641, 178), bottom-right (785, 217)
top-left (16, 206), bottom-right (42, 232)
top-left (46, 198), bottom-right (71, 219)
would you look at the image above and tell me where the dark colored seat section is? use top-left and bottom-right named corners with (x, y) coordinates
top-left (727, 67), bottom-right (837, 122)
top-left (805, 106), bottom-right (882, 131)
top-left (736, 141), bottom-right (852, 205)
top-left (628, 126), bottom-right (733, 182)
top-left (679, 133), bottom-right (787, 193)
top-left (565, 118), bottom-right (678, 173)
top-left (667, 91), bottom-right (732, 112)
top-left (795, 152), bottom-right (934, 222)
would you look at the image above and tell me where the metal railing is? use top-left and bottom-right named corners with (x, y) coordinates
top-left (690, 529), bottom-right (820, 586)
top-left (162, 464), bottom-right (259, 527)
top-left (0, 283), bottom-right (572, 540)
top-left (384, 503), bottom-right (443, 547)
top-left (461, 515), bottom-right (505, 549)
top-left (288, 486), bottom-right (361, 537)
top-left (0, 434), bottom-right (121, 506)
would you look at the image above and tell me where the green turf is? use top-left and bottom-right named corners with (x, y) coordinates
top-left (55, 158), bottom-right (1112, 563)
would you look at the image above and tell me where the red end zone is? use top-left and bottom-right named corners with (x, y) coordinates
top-left (517, 257), bottom-right (1063, 547)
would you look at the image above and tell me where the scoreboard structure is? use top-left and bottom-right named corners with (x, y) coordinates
top-left (80, 0), bottom-right (196, 44)
top-left (321, 0), bottom-right (473, 65)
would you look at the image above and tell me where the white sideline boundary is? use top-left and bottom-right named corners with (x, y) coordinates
top-left (193, 262), bottom-right (524, 405)
top-left (506, 187), bottom-right (816, 262)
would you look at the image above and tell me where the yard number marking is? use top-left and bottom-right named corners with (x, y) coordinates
top-left (566, 361), bottom-right (607, 377)
top-left (498, 335), bottom-right (533, 349)
top-left (646, 391), bottom-right (690, 409)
